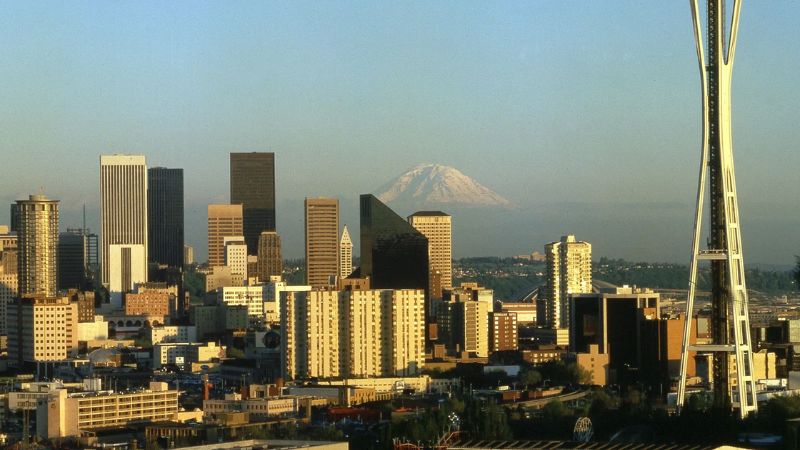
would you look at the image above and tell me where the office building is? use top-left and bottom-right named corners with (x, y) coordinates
top-left (436, 283), bottom-right (494, 358)
top-left (305, 198), bottom-right (339, 288)
top-left (224, 236), bottom-right (248, 278)
top-left (218, 285), bottom-right (267, 327)
top-left (57, 228), bottom-right (98, 291)
top-left (408, 211), bottom-right (452, 299)
top-left (281, 289), bottom-right (425, 379)
top-left (184, 245), bottom-right (193, 265)
top-left (100, 155), bottom-right (148, 288)
top-left (570, 286), bottom-right (659, 384)
top-left (36, 382), bottom-right (179, 439)
top-left (148, 167), bottom-right (184, 269)
top-left (230, 152), bottom-right (276, 254)
top-left (7, 296), bottom-right (78, 366)
top-left (358, 194), bottom-right (428, 297)
top-left (125, 291), bottom-right (171, 317)
top-left (153, 341), bottom-right (224, 370)
top-left (339, 225), bottom-right (353, 278)
top-left (207, 204), bottom-right (243, 267)
top-left (490, 312), bottom-right (518, 352)
top-left (108, 243), bottom-right (147, 305)
top-left (257, 231), bottom-right (282, 282)
top-left (148, 325), bottom-right (197, 344)
top-left (16, 194), bottom-right (59, 297)
top-left (0, 227), bottom-right (18, 337)
top-left (66, 289), bottom-right (95, 323)
top-left (541, 235), bottom-right (592, 329)
top-left (10, 204), bottom-right (20, 232)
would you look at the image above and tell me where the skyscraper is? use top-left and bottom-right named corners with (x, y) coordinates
top-left (358, 194), bottom-right (428, 307)
top-left (257, 231), bottom-right (282, 282)
top-left (148, 167), bottom-right (184, 269)
top-left (207, 204), bottom-right (243, 267)
top-left (58, 228), bottom-right (86, 290)
top-left (0, 226), bottom-right (18, 337)
top-left (100, 155), bottom-right (148, 288)
top-left (16, 194), bottom-right (59, 297)
top-left (305, 198), bottom-right (339, 288)
top-left (541, 235), bottom-right (592, 330)
top-left (230, 152), bottom-right (275, 255)
top-left (339, 225), bottom-right (353, 279)
top-left (408, 211), bottom-right (452, 299)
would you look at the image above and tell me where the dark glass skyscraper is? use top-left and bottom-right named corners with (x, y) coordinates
top-left (148, 167), bottom-right (184, 269)
top-left (58, 228), bottom-right (85, 290)
top-left (359, 194), bottom-right (428, 295)
top-left (230, 153), bottom-right (276, 255)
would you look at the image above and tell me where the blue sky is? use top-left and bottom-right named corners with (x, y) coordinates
top-left (1, 2), bottom-right (798, 264)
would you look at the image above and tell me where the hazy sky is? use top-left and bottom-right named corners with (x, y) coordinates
top-left (1, 2), bottom-right (798, 265)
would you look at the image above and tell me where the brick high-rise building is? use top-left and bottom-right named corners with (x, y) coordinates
top-left (16, 194), bottom-right (59, 298)
top-left (230, 152), bottom-right (275, 255)
top-left (305, 198), bottom-right (339, 288)
top-left (207, 204), bottom-right (243, 267)
top-left (490, 311), bottom-right (518, 352)
top-left (257, 231), bottom-right (282, 282)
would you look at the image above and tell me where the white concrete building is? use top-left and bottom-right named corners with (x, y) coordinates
top-left (224, 236), bottom-right (248, 279)
top-left (77, 316), bottom-right (109, 341)
top-left (148, 325), bottom-right (197, 344)
top-left (100, 155), bottom-right (148, 293)
top-left (108, 243), bottom-right (147, 307)
top-left (218, 285), bottom-right (267, 326)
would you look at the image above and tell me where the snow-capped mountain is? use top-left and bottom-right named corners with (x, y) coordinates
top-left (375, 163), bottom-right (512, 207)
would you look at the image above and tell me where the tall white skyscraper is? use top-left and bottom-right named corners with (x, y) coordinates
top-left (541, 235), bottom-right (592, 329)
top-left (100, 155), bottom-right (148, 304)
top-left (339, 225), bottom-right (353, 278)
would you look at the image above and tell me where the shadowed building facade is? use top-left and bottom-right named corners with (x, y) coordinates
top-left (148, 167), bottom-right (184, 269)
top-left (358, 194), bottom-right (428, 315)
top-left (230, 152), bottom-right (275, 255)
top-left (257, 231), bottom-right (283, 282)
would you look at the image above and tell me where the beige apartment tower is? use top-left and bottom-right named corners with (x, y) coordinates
top-left (281, 289), bottom-right (425, 379)
top-left (16, 195), bottom-right (59, 298)
top-left (339, 225), bottom-right (353, 278)
top-left (207, 204), bottom-right (243, 267)
top-left (542, 235), bottom-right (592, 329)
top-left (7, 296), bottom-right (78, 366)
top-left (408, 211), bottom-right (452, 299)
top-left (304, 198), bottom-right (339, 288)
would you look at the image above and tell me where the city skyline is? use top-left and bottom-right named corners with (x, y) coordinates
top-left (1, 2), bottom-right (798, 265)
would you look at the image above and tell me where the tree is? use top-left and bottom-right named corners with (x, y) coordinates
top-left (519, 369), bottom-right (542, 389)
top-left (794, 256), bottom-right (800, 289)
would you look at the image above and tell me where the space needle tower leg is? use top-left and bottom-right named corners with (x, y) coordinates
top-left (676, 0), bottom-right (757, 420)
